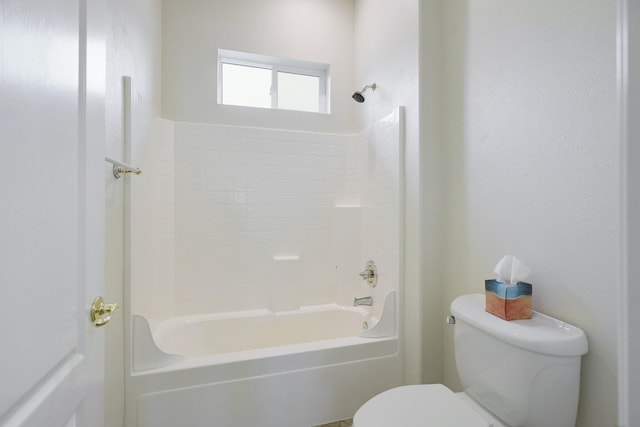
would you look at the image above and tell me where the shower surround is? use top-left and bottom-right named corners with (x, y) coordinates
top-left (125, 108), bottom-right (404, 426)
top-left (131, 109), bottom-right (403, 328)
top-left (172, 123), bottom-right (360, 314)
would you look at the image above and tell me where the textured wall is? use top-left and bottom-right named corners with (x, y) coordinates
top-left (354, 0), bottom-right (422, 384)
top-left (440, 1), bottom-right (619, 426)
top-left (161, 0), bottom-right (356, 133)
top-left (104, 0), bottom-right (163, 425)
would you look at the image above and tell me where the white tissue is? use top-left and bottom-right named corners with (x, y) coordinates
top-left (493, 255), bottom-right (531, 285)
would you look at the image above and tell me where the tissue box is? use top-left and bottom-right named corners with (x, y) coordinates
top-left (485, 279), bottom-right (532, 320)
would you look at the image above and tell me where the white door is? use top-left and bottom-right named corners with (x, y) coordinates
top-left (0, 0), bottom-right (106, 426)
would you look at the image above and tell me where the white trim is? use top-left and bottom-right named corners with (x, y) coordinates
top-left (218, 48), bottom-right (328, 73)
top-left (617, 0), bottom-right (631, 425)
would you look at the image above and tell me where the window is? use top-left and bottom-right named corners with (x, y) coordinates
top-left (218, 49), bottom-right (330, 113)
top-left (221, 63), bottom-right (272, 109)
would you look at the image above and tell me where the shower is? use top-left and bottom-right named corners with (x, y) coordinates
top-left (352, 83), bottom-right (376, 103)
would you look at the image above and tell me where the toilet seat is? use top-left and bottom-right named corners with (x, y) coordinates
top-left (353, 384), bottom-right (494, 427)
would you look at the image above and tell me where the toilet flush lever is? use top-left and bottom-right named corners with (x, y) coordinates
top-left (446, 315), bottom-right (456, 325)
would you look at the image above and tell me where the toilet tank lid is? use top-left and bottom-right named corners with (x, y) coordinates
top-left (450, 294), bottom-right (588, 357)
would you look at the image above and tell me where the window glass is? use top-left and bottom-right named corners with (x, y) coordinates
top-left (277, 72), bottom-right (320, 113)
top-left (218, 49), bottom-right (329, 114)
top-left (221, 63), bottom-right (271, 109)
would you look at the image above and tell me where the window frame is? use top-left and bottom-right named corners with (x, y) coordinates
top-left (217, 49), bottom-right (330, 114)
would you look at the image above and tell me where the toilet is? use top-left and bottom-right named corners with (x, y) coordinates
top-left (354, 293), bottom-right (588, 427)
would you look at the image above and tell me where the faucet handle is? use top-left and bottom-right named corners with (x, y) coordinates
top-left (359, 270), bottom-right (372, 279)
top-left (358, 260), bottom-right (378, 287)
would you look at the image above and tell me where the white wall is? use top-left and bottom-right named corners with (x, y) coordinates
top-left (419, 0), bottom-right (446, 386)
top-left (104, 0), bottom-right (162, 425)
top-left (353, 0), bottom-right (424, 384)
top-left (161, 0), bottom-right (355, 133)
top-left (440, 1), bottom-right (619, 426)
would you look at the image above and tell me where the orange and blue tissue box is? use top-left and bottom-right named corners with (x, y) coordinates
top-left (485, 279), bottom-right (532, 320)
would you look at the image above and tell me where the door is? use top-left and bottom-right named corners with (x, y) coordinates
top-left (620, 1), bottom-right (640, 425)
top-left (0, 0), bottom-right (106, 426)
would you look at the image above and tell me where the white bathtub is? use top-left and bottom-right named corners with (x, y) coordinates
top-left (125, 293), bottom-right (401, 427)
top-left (154, 305), bottom-right (372, 358)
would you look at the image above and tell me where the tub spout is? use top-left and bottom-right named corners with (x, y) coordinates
top-left (354, 296), bottom-right (373, 306)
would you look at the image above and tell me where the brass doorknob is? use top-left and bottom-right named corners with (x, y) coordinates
top-left (90, 296), bottom-right (119, 327)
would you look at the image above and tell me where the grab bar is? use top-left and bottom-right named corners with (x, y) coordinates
top-left (105, 156), bottom-right (142, 179)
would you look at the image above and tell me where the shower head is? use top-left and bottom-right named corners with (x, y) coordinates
top-left (352, 83), bottom-right (376, 103)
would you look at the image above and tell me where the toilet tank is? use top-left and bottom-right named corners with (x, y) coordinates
top-left (450, 294), bottom-right (588, 427)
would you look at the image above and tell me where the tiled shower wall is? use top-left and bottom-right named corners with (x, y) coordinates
top-left (358, 108), bottom-right (403, 320)
top-left (131, 109), bottom-right (402, 322)
top-left (131, 118), bottom-right (176, 330)
top-left (172, 123), bottom-right (363, 314)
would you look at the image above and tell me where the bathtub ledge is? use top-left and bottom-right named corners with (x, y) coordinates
top-left (358, 291), bottom-right (395, 338)
top-left (133, 315), bottom-right (185, 371)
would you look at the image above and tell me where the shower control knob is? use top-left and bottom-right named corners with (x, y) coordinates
top-left (359, 270), bottom-right (372, 279)
top-left (358, 260), bottom-right (378, 288)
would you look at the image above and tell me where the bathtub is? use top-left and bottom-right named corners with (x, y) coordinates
top-left (154, 305), bottom-right (372, 358)
top-left (125, 292), bottom-right (402, 427)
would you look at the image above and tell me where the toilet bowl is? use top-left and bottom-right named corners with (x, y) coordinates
top-left (353, 294), bottom-right (588, 427)
top-left (354, 384), bottom-right (505, 427)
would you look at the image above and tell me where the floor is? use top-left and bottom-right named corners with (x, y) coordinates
top-left (315, 419), bottom-right (353, 427)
